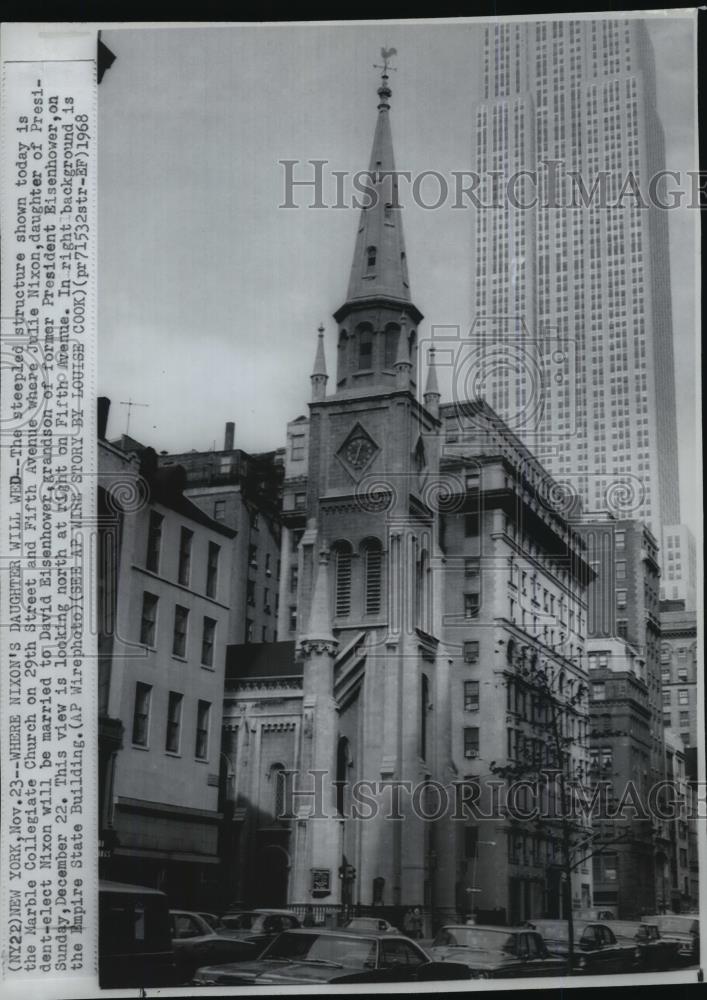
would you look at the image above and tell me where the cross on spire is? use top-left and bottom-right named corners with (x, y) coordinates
top-left (373, 46), bottom-right (398, 77)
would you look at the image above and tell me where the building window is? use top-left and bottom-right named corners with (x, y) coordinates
top-left (678, 688), bottom-right (689, 705)
top-left (132, 682), bottom-right (152, 746)
top-left (146, 510), bottom-right (163, 573)
top-left (617, 619), bottom-right (628, 639)
top-left (291, 434), bottom-right (305, 461)
top-left (420, 673), bottom-right (430, 760)
top-left (294, 492), bottom-right (306, 510)
top-left (681, 732), bottom-right (690, 746)
top-left (201, 617), bottom-right (216, 667)
top-left (271, 763), bottom-right (286, 818)
top-left (363, 539), bottom-right (383, 615)
top-left (464, 641), bottom-right (479, 663)
top-left (465, 471), bottom-right (480, 490)
top-left (246, 619), bottom-right (254, 642)
top-left (172, 605), bottom-right (189, 658)
top-left (464, 592), bottom-right (480, 619)
top-left (464, 727), bottom-right (480, 758)
top-left (178, 528), bottom-right (193, 586)
top-left (616, 589), bottom-right (627, 609)
top-left (206, 542), bottom-right (220, 598)
top-left (615, 530), bottom-right (625, 549)
top-left (333, 543), bottom-right (353, 617)
top-left (592, 682), bottom-right (606, 702)
top-left (366, 245), bottom-right (377, 269)
top-left (384, 324), bottom-right (400, 368)
top-left (616, 561), bottom-right (626, 580)
top-left (662, 690), bottom-right (671, 705)
top-left (165, 691), bottom-right (183, 753)
top-left (464, 680), bottom-right (480, 712)
top-left (288, 606), bottom-right (297, 631)
top-left (213, 499), bottom-right (225, 521)
top-left (195, 700), bottom-right (210, 760)
top-left (679, 711), bottom-right (689, 726)
top-left (248, 543), bottom-right (258, 568)
top-left (246, 579), bottom-right (255, 606)
top-left (290, 565), bottom-right (299, 591)
top-left (358, 329), bottom-right (373, 369)
top-left (139, 592), bottom-right (158, 647)
top-left (678, 667), bottom-right (688, 682)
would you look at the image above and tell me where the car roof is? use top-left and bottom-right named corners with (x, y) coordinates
top-left (439, 924), bottom-right (529, 934)
top-left (279, 928), bottom-right (412, 942)
top-left (99, 880), bottom-right (166, 896)
top-left (227, 908), bottom-right (296, 916)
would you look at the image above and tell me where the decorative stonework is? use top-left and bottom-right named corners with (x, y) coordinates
top-left (298, 638), bottom-right (339, 657)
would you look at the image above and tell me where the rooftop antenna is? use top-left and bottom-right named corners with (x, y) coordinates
top-left (119, 398), bottom-right (149, 437)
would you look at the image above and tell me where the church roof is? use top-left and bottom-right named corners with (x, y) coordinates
top-left (226, 641), bottom-right (302, 679)
top-left (339, 69), bottom-right (416, 318)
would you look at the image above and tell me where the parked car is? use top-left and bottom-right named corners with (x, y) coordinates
top-left (574, 908), bottom-right (616, 921)
top-left (192, 927), bottom-right (471, 985)
top-left (641, 914), bottom-right (700, 964)
top-left (343, 917), bottom-right (399, 934)
top-left (527, 919), bottom-right (639, 975)
top-left (217, 908), bottom-right (301, 949)
top-left (170, 909), bottom-right (262, 982)
top-left (99, 880), bottom-right (178, 988)
top-left (427, 924), bottom-right (566, 979)
top-left (198, 912), bottom-right (225, 931)
top-left (604, 920), bottom-right (682, 970)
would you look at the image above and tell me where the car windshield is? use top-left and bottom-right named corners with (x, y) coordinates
top-left (434, 928), bottom-right (516, 952)
top-left (262, 932), bottom-right (377, 969)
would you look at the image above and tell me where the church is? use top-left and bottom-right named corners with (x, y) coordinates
top-left (220, 63), bottom-right (595, 928)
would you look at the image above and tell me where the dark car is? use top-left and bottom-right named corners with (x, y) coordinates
top-left (217, 908), bottom-right (301, 948)
top-left (192, 928), bottom-right (471, 985)
top-left (170, 909), bottom-right (263, 982)
top-left (427, 924), bottom-right (567, 979)
top-left (604, 920), bottom-right (682, 970)
top-left (641, 914), bottom-right (700, 964)
top-left (527, 919), bottom-right (639, 975)
top-left (99, 880), bottom-right (178, 989)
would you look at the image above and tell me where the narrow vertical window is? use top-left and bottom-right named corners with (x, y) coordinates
top-left (201, 617), bottom-right (216, 667)
top-left (165, 691), bottom-right (183, 753)
top-left (334, 543), bottom-right (352, 617)
top-left (172, 605), bottom-right (189, 657)
top-left (364, 540), bottom-right (383, 615)
top-left (178, 527), bottom-right (193, 586)
top-left (146, 511), bottom-right (163, 573)
top-left (206, 542), bottom-right (219, 598)
top-left (366, 245), bottom-right (377, 269)
top-left (195, 700), bottom-right (211, 760)
top-left (358, 329), bottom-right (373, 369)
top-left (132, 682), bottom-right (152, 746)
top-left (420, 673), bottom-right (430, 760)
top-left (139, 592), bottom-right (158, 646)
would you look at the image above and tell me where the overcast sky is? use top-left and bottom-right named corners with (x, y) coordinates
top-left (98, 14), bottom-right (699, 533)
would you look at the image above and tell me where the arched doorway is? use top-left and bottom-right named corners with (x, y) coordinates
top-left (256, 844), bottom-right (290, 907)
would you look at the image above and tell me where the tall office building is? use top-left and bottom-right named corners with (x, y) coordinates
top-left (470, 18), bottom-right (680, 539)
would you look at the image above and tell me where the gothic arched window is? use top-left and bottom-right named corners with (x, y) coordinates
top-left (362, 537), bottom-right (383, 615)
top-left (384, 324), bottom-right (400, 369)
top-left (332, 541), bottom-right (353, 617)
top-left (357, 325), bottom-right (373, 370)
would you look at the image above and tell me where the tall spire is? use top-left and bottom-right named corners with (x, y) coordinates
top-left (343, 54), bottom-right (412, 308)
top-left (300, 548), bottom-right (338, 651)
top-left (423, 346), bottom-right (441, 417)
top-left (310, 323), bottom-right (328, 400)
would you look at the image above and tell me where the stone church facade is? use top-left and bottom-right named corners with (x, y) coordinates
top-left (221, 68), bottom-right (594, 925)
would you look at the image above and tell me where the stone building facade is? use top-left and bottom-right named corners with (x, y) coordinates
top-left (98, 410), bottom-right (235, 908)
top-left (660, 605), bottom-right (698, 750)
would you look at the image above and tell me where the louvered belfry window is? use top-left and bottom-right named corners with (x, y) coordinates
top-left (365, 542), bottom-right (382, 614)
top-left (334, 545), bottom-right (352, 617)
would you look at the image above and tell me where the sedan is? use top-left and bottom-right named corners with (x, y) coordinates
top-left (641, 914), bottom-right (700, 964)
top-left (169, 910), bottom-right (261, 983)
top-left (193, 928), bottom-right (471, 985)
top-left (217, 909), bottom-right (301, 950)
top-left (343, 917), bottom-right (399, 934)
top-left (604, 920), bottom-right (682, 970)
top-left (427, 924), bottom-right (566, 979)
top-left (527, 919), bottom-right (639, 975)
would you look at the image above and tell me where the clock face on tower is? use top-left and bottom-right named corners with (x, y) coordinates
top-left (337, 424), bottom-right (379, 477)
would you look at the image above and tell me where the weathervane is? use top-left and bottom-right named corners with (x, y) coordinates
top-left (374, 46), bottom-right (398, 77)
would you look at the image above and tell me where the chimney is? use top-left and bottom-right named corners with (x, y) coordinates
top-left (97, 396), bottom-right (110, 440)
top-left (224, 421), bottom-right (235, 451)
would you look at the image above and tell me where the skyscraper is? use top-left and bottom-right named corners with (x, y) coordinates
top-left (470, 18), bottom-right (680, 539)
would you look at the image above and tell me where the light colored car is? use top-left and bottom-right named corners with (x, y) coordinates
top-left (427, 924), bottom-right (566, 979)
top-left (343, 917), bottom-right (399, 934)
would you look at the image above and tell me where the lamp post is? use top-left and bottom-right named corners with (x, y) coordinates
top-left (469, 840), bottom-right (496, 921)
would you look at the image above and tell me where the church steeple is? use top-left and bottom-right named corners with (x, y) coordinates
top-left (333, 53), bottom-right (423, 393)
top-left (310, 323), bottom-right (328, 400)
